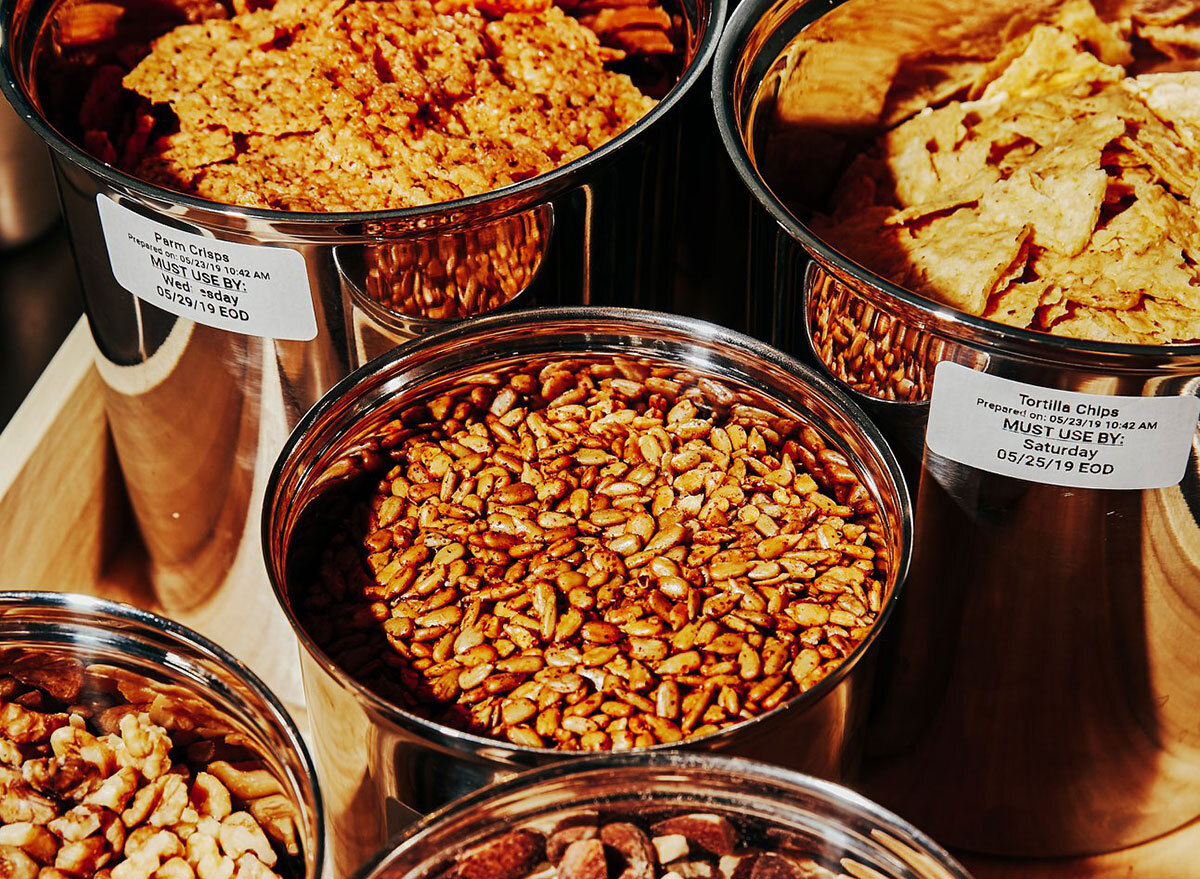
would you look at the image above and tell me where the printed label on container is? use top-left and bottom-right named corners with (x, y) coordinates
top-left (97, 195), bottom-right (317, 341)
top-left (926, 362), bottom-right (1199, 490)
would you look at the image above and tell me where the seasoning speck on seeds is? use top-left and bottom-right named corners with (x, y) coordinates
top-left (121, 0), bottom-right (657, 212)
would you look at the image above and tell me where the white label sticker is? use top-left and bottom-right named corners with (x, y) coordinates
top-left (96, 195), bottom-right (317, 341)
top-left (926, 362), bottom-right (1199, 490)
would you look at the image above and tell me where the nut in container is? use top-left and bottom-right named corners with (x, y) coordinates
top-left (262, 307), bottom-right (911, 876)
top-left (352, 753), bottom-right (970, 879)
top-left (0, 591), bottom-right (324, 879)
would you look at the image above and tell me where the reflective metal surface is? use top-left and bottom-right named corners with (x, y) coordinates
top-left (714, 0), bottom-right (1200, 857)
top-left (0, 0), bottom-right (727, 704)
top-left (0, 590), bottom-right (325, 879)
top-left (0, 94), bottom-right (55, 248)
top-left (356, 753), bottom-right (972, 879)
top-left (262, 307), bottom-right (912, 878)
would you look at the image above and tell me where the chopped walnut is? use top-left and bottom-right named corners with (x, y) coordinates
top-left (243, 799), bottom-right (294, 857)
top-left (0, 825), bottom-right (59, 865)
top-left (54, 837), bottom-right (112, 877)
top-left (0, 704), bottom-right (69, 746)
top-left (0, 769), bottom-right (59, 825)
top-left (214, 817), bottom-right (272, 869)
top-left (0, 691), bottom-right (291, 879)
top-left (113, 718), bottom-right (170, 783)
top-left (231, 856), bottom-right (272, 879)
top-left (51, 728), bottom-right (117, 779)
top-left (0, 844), bottom-right (39, 879)
top-left (1, 738), bottom-right (23, 767)
top-left (154, 859), bottom-right (194, 879)
top-left (187, 776), bottom-right (229, 823)
top-left (83, 770), bottom-right (139, 814)
top-left (48, 805), bottom-right (105, 842)
top-left (184, 834), bottom-right (232, 879)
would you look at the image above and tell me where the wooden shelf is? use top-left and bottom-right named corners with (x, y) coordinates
top-left (1, 318), bottom-right (1194, 878)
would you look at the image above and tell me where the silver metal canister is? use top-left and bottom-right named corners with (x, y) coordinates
top-left (0, 0), bottom-right (727, 705)
top-left (0, 96), bottom-right (56, 247)
top-left (0, 590), bottom-right (325, 879)
top-left (355, 753), bottom-right (971, 879)
top-left (714, 0), bottom-right (1200, 858)
top-left (261, 307), bottom-right (912, 878)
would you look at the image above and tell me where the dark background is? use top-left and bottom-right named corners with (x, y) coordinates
top-left (0, 221), bottom-right (83, 427)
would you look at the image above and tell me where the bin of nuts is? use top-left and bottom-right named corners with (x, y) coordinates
top-left (262, 307), bottom-right (911, 875)
top-left (0, 592), bottom-right (323, 879)
top-left (352, 753), bottom-right (970, 879)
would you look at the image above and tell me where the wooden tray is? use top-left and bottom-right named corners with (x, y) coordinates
top-left (2, 318), bottom-right (1196, 878)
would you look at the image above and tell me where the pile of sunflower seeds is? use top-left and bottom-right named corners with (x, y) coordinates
top-left (302, 356), bottom-right (890, 750)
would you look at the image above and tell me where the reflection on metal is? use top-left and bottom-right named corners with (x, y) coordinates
top-left (715, 0), bottom-right (1200, 857)
top-left (338, 206), bottom-right (550, 363)
top-left (262, 309), bottom-right (912, 878)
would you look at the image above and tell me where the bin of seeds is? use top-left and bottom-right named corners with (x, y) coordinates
top-left (262, 307), bottom-right (911, 876)
top-left (716, 0), bottom-right (1200, 858)
top-left (0, 0), bottom-right (725, 653)
top-left (0, 592), bottom-right (323, 879)
top-left (352, 753), bottom-right (971, 879)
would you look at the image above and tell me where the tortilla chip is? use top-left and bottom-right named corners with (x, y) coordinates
top-left (1056, 0), bottom-right (1135, 64)
top-left (1139, 22), bottom-right (1200, 59)
top-left (804, 0), bottom-right (1200, 344)
top-left (1048, 307), bottom-right (1151, 342)
top-left (1128, 71), bottom-right (1200, 153)
top-left (985, 279), bottom-right (1057, 326)
top-left (1133, 296), bottom-right (1200, 339)
top-left (1132, 0), bottom-right (1200, 28)
top-left (980, 25), bottom-right (1124, 102)
top-left (775, 40), bottom-right (901, 129)
top-left (883, 55), bottom-right (986, 126)
top-left (902, 209), bottom-right (1032, 314)
top-left (883, 103), bottom-right (996, 205)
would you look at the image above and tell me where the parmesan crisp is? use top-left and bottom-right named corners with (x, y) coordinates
top-left (121, 0), bottom-right (656, 212)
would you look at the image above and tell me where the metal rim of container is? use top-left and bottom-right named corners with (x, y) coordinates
top-left (0, 589), bottom-right (327, 879)
top-left (261, 305), bottom-right (914, 759)
top-left (350, 751), bottom-right (974, 879)
top-left (711, 0), bottom-right (1200, 369)
top-left (0, 0), bottom-right (726, 228)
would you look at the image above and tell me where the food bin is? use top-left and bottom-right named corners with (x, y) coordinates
top-left (714, 0), bottom-right (1200, 859)
top-left (0, 0), bottom-right (729, 698)
top-left (354, 752), bottom-right (971, 879)
top-left (0, 589), bottom-right (325, 879)
top-left (261, 306), bottom-right (912, 876)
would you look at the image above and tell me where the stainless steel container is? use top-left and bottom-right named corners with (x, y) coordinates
top-left (0, 590), bottom-right (325, 879)
top-left (262, 307), bottom-right (912, 878)
top-left (714, 0), bottom-right (1200, 858)
top-left (0, 0), bottom-right (727, 705)
top-left (355, 753), bottom-right (972, 879)
top-left (0, 95), bottom-right (55, 247)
